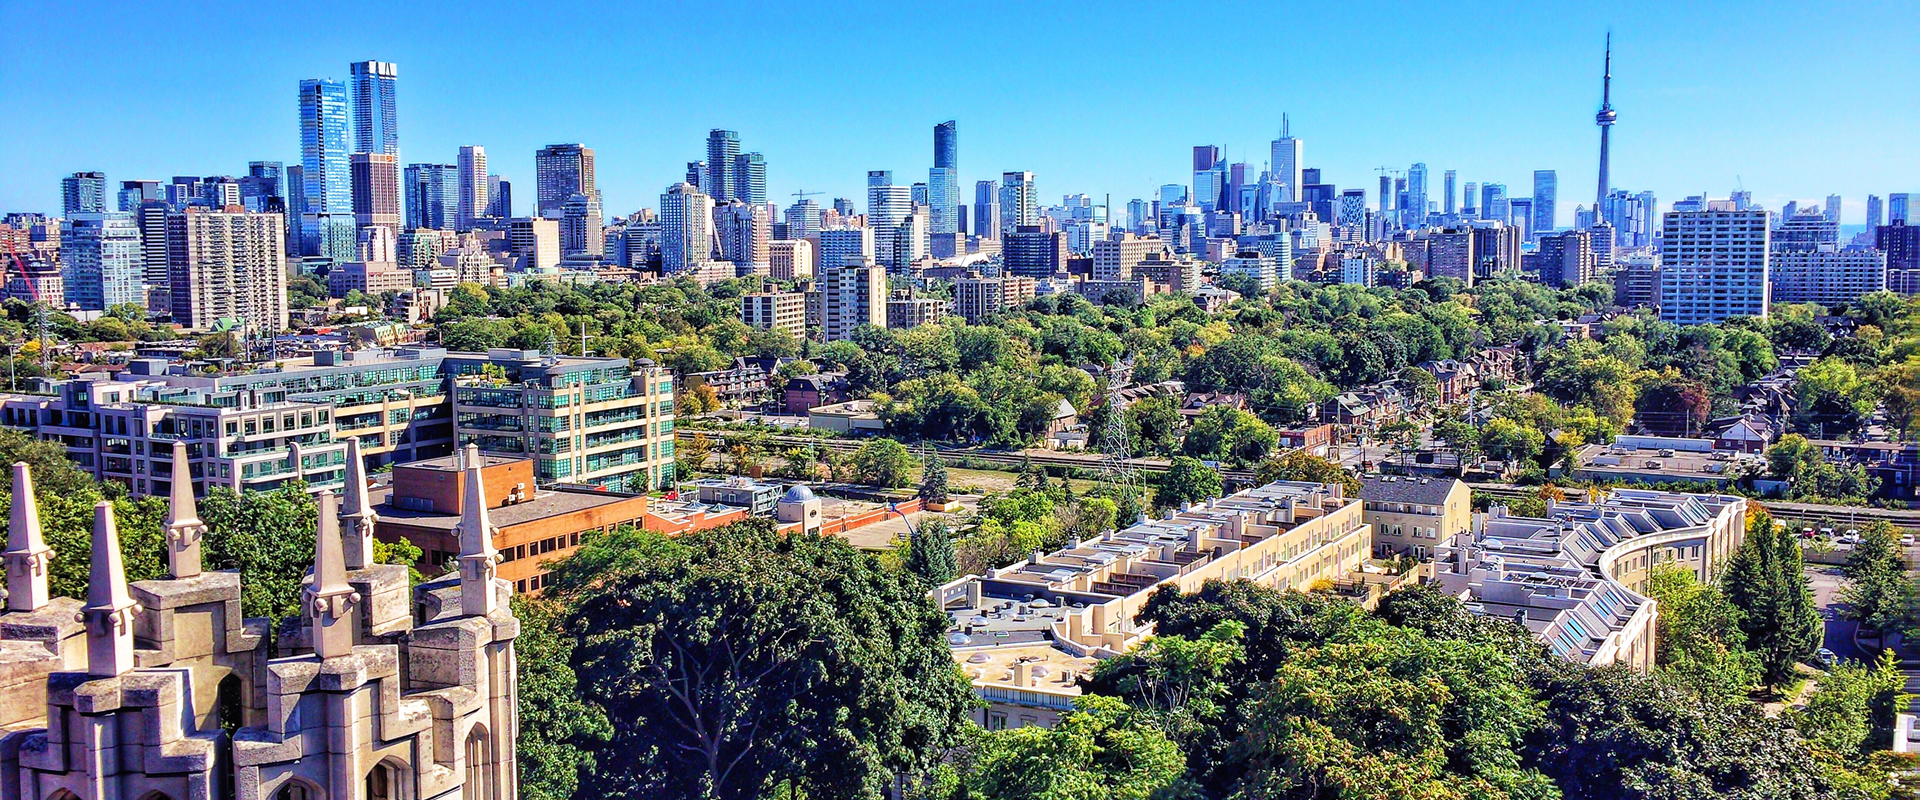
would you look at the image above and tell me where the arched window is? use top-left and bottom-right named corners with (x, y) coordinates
top-left (465, 725), bottom-right (493, 800)
top-left (272, 781), bottom-right (313, 800)
top-left (367, 762), bottom-right (396, 800)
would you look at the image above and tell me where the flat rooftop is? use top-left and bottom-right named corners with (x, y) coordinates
top-left (370, 484), bottom-right (640, 530)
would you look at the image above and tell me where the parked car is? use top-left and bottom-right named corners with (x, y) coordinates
top-left (1903, 534), bottom-right (1916, 547)
top-left (1816, 647), bottom-right (1838, 667)
top-left (1800, 527), bottom-right (1816, 539)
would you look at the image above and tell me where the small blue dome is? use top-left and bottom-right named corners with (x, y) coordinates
top-left (781, 484), bottom-right (817, 503)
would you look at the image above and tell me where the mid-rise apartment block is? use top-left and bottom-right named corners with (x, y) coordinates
top-left (953, 272), bottom-right (1037, 323)
top-left (1659, 208), bottom-right (1769, 325)
top-left (742, 291), bottom-right (807, 339)
top-left (886, 296), bottom-right (948, 329)
top-left (821, 257), bottom-right (885, 342)
top-left (1091, 233), bottom-right (1162, 280)
top-left (769, 238), bottom-right (813, 280)
top-left (1769, 246), bottom-right (1887, 306)
top-left (166, 206), bottom-right (289, 333)
top-left (446, 349), bottom-right (676, 492)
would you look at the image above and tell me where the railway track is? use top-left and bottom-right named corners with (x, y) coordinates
top-left (677, 429), bottom-right (1258, 483)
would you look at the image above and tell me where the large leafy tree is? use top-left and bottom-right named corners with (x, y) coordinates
top-left (961, 695), bottom-right (1188, 800)
top-left (1252, 451), bottom-right (1362, 496)
top-left (850, 438), bottom-right (917, 488)
top-left (513, 595), bottom-right (612, 800)
top-left (560, 519), bottom-right (973, 800)
top-left (1642, 565), bottom-right (1760, 699)
top-left (1157, 457), bottom-right (1222, 510)
top-left (1839, 521), bottom-right (1916, 637)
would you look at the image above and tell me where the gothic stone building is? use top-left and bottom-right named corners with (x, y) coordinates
top-left (0, 440), bottom-right (519, 800)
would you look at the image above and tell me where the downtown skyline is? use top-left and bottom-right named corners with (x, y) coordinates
top-left (5, 0), bottom-right (1918, 221)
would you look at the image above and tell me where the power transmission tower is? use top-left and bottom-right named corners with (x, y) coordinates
top-left (1097, 377), bottom-right (1138, 520)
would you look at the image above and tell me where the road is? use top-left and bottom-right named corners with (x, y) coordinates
top-left (1808, 563), bottom-right (1920, 713)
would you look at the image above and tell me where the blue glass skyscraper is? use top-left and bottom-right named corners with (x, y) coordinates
top-left (930, 120), bottom-right (959, 236)
top-left (349, 61), bottom-right (399, 156)
top-left (299, 78), bottom-right (354, 259)
top-left (405, 164), bottom-right (459, 229)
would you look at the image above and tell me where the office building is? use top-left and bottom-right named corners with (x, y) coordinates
top-left (1868, 195), bottom-right (1884, 230)
top-left (298, 78), bottom-right (353, 260)
top-left (1533, 170), bottom-right (1557, 234)
top-left (1442, 170), bottom-right (1457, 216)
top-left (930, 119), bottom-right (960, 237)
top-left (559, 192), bottom-right (605, 258)
top-left (1004, 225), bottom-right (1067, 277)
top-left (456, 145), bottom-right (488, 230)
top-left (535, 143), bottom-right (595, 219)
top-left (509, 217), bottom-right (561, 272)
top-left (404, 163), bottom-right (458, 230)
top-left (1405, 163), bottom-right (1428, 228)
top-left (1000, 171), bottom-right (1036, 233)
top-left (818, 227), bottom-right (875, 279)
top-left (974, 180), bottom-right (1002, 240)
top-left (1825, 195), bottom-right (1843, 223)
top-left (1481, 183), bottom-right (1509, 224)
top-left (1659, 208), bottom-right (1770, 325)
top-left (1893, 194), bottom-right (1913, 225)
top-left (446, 350), bottom-right (677, 491)
top-left (348, 60), bottom-right (398, 156)
top-left (1599, 189), bottom-right (1657, 249)
top-left (742, 291), bottom-right (807, 338)
top-left (239, 162), bottom-right (284, 214)
top-left (705, 130), bottom-right (740, 202)
top-left (1876, 222), bottom-right (1920, 293)
top-left (1271, 114), bottom-right (1303, 203)
top-left (116, 179), bottom-right (161, 212)
top-left (1536, 229), bottom-right (1595, 287)
top-left (167, 206), bottom-right (289, 332)
top-left (733, 152), bottom-right (766, 205)
top-left (822, 256), bottom-right (885, 341)
top-left (1192, 146), bottom-right (1224, 211)
top-left (1771, 247), bottom-right (1887, 306)
top-left (867, 172), bottom-right (912, 269)
top-left (61, 171), bottom-right (107, 216)
top-left (349, 152), bottom-right (401, 232)
top-left (488, 175), bottom-right (512, 218)
top-left (660, 182), bottom-right (714, 274)
top-left (60, 212), bottom-right (144, 311)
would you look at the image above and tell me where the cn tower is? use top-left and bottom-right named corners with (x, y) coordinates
top-left (1594, 33), bottom-right (1617, 209)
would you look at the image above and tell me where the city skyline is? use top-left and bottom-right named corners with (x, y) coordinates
top-left (5, 1), bottom-right (1918, 222)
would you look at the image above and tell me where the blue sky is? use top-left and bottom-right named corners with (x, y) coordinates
top-left (5, 0), bottom-right (1917, 224)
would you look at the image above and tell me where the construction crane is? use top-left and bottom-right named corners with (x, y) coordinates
top-left (791, 189), bottom-right (823, 202)
top-left (1, 239), bottom-right (43, 304)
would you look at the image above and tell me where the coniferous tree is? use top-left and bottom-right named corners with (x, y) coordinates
top-left (903, 518), bottom-right (957, 586)
top-left (1723, 510), bottom-right (1823, 688)
top-left (919, 455), bottom-right (950, 506)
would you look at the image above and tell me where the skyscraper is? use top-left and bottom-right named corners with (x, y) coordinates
top-left (456, 145), bottom-right (487, 230)
top-left (61, 172), bottom-right (107, 216)
top-left (61, 213), bottom-right (144, 311)
top-left (1892, 194), bottom-right (1912, 225)
top-left (1271, 114), bottom-right (1303, 203)
top-left (660, 182), bottom-right (714, 274)
top-left (1481, 184), bottom-right (1509, 224)
top-left (348, 60), bottom-right (398, 157)
top-left (1443, 170), bottom-right (1457, 215)
top-left (1659, 207), bottom-right (1769, 325)
top-left (240, 162), bottom-right (284, 214)
top-left (867, 171), bottom-right (912, 270)
top-left (117, 180), bottom-right (161, 212)
top-left (559, 193), bottom-right (605, 258)
top-left (1192, 146), bottom-right (1223, 211)
top-left (1869, 195), bottom-right (1884, 229)
top-left (1462, 182), bottom-right (1479, 216)
top-left (404, 164), bottom-right (458, 230)
top-left (488, 176), bottom-right (512, 218)
top-left (930, 120), bottom-right (959, 237)
top-left (705, 130), bottom-right (741, 203)
top-left (1825, 194), bottom-right (1843, 223)
top-left (1594, 35), bottom-right (1618, 209)
top-left (350, 153), bottom-right (401, 232)
top-left (974, 180), bottom-right (1001, 241)
top-left (1533, 170), bottom-right (1558, 234)
top-left (732, 152), bottom-right (766, 205)
top-left (785, 199), bottom-right (821, 241)
top-left (999, 172), bottom-right (1036, 233)
top-left (298, 78), bottom-right (353, 259)
top-left (1405, 164), bottom-right (1428, 228)
top-left (534, 144), bottom-right (595, 219)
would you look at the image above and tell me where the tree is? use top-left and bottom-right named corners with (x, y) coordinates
top-left (1791, 356), bottom-right (1875, 436)
top-left (1721, 510), bottom-right (1824, 688)
top-left (1181, 406), bottom-right (1277, 468)
top-left (1767, 434), bottom-right (1879, 502)
top-left (1125, 396), bottom-right (1182, 457)
top-left (903, 518), bottom-right (957, 585)
top-left (1158, 457), bottom-right (1222, 510)
top-left (1432, 417), bottom-right (1481, 467)
top-left (562, 520), bottom-right (973, 800)
top-left (1253, 450), bottom-right (1362, 496)
top-left (919, 455), bottom-right (950, 505)
top-left (1089, 621), bottom-right (1245, 742)
top-left (963, 695), bottom-right (1188, 800)
top-left (851, 438), bottom-right (918, 488)
top-left (513, 595), bottom-right (612, 800)
top-left (1479, 417), bottom-right (1545, 466)
top-left (1838, 521), bottom-right (1915, 637)
top-left (1790, 649), bottom-right (1910, 757)
top-left (1643, 564), bottom-right (1760, 699)
top-left (677, 432), bottom-right (714, 479)
top-left (198, 482), bottom-right (321, 623)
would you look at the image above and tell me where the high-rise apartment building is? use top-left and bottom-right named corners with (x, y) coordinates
top-left (61, 213), bottom-right (144, 311)
top-left (818, 228), bottom-right (875, 279)
top-left (1442, 170), bottom-right (1457, 215)
top-left (1532, 170), bottom-right (1558, 234)
top-left (559, 193), bottom-right (604, 258)
top-left (1825, 195), bottom-right (1843, 223)
top-left (348, 60), bottom-right (398, 156)
top-left (1271, 114), bottom-right (1303, 203)
top-left (930, 120), bottom-right (959, 237)
top-left (1404, 164), bottom-right (1429, 228)
top-left (660, 182), bottom-right (714, 274)
top-left (974, 180), bottom-right (1002, 240)
top-left (1092, 233), bottom-right (1161, 280)
top-left (1774, 209), bottom-right (1839, 251)
top-left (1892, 194), bottom-right (1913, 225)
top-left (741, 292), bottom-right (807, 339)
top-left (298, 78), bottom-right (353, 260)
top-left (534, 144), bottom-right (595, 219)
top-left (488, 175), bottom-right (512, 218)
top-left (821, 256), bottom-right (885, 342)
top-left (953, 273), bottom-right (1038, 323)
top-left (117, 179), bottom-right (162, 212)
top-left (705, 130), bottom-right (741, 203)
top-left (1868, 195), bottom-right (1885, 230)
top-left (1003, 225), bottom-right (1067, 277)
top-left (132, 200), bottom-right (170, 310)
top-left (1878, 222), bottom-right (1920, 293)
top-left (769, 238), bottom-right (813, 281)
top-left (784, 199), bottom-right (821, 241)
top-left (999, 172), bottom-right (1036, 233)
top-left (867, 172), bottom-right (912, 269)
top-left (715, 201), bottom-right (771, 273)
top-left (456, 146), bottom-right (487, 230)
top-left (61, 172), bottom-right (107, 216)
top-left (732, 152), bottom-right (766, 205)
top-left (1771, 247), bottom-right (1886, 306)
top-left (404, 163), bottom-right (458, 230)
top-left (1536, 228), bottom-right (1595, 287)
top-left (1659, 208), bottom-right (1770, 325)
top-left (349, 152), bottom-right (401, 232)
top-left (167, 207), bottom-right (289, 332)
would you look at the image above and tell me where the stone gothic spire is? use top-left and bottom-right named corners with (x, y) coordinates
top-left (306, 491), bottom-right (360, 659)
top-left (5, 462), bottom-right (53, 612)
top-left (164, 441), bottom-right (207, 579)
top-left (83, 501), bottom-right (138, 676)
top-left (455, 444), bottom-right (499, 617)
top-left (340, 437), bottom-right (378, 570)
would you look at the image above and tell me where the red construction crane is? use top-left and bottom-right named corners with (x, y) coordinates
top-left (0, 238), bottom-right (42, 304)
